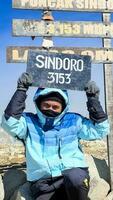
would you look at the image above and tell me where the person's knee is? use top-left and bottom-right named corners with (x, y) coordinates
top-left (63, 168), bottom-right (89, 188)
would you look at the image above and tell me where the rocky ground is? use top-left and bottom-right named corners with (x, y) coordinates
top-left (81, 139), bottom-right (108, 160)
top-left (0, 139), bottom-right (108, 166)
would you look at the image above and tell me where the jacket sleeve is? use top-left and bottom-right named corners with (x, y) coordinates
top-left (4, 90), bottom-right (27, 120)
top-left (1, 115), bottom-right (27, 140)
top-left (1, 90), bottom-right (28, 140)
top-left (77, 117), bottom-right (110, 140)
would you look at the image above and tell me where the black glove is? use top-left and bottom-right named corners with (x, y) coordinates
top-left (17, 72), bottom-right (33, 91)
top-left (84, 81), bottom-right (107, 123)
top-left (84, 81), bottom-right (100, 99)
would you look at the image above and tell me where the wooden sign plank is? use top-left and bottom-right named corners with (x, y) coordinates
top-left (27, 50), bottom-right (91, 91)
top-left (13, 19), bottom-right (113, 38)
top-left (7, 46), bottom-right (113, 63)
top-left (12, 0), bottom-right (113, 12)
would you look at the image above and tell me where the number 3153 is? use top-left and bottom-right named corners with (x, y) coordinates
top-left (47, 72), bottom-right (71, 84)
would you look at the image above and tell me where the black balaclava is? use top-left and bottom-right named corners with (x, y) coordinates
top-left (36, 92), bottom-right (66, 117)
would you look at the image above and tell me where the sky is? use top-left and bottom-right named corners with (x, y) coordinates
top-left (0, 0), bottom-right (113, 123)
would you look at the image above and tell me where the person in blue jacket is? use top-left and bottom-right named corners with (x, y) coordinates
top-left (1, 73), bottom-right (109, 200)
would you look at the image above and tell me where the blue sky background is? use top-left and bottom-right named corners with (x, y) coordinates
top-left (0, 0), bottom-right (113, 122)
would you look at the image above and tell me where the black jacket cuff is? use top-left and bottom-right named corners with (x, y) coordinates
top-left (4, 90), bottom-right (27, 120)
top-left (87, 97), bottom-right (108, 123)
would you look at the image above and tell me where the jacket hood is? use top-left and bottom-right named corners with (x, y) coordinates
top-left (33, 88), bottom-right (69, 128)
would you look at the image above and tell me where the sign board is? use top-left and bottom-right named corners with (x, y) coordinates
top-left (27, 50), bottom-right (91, 90)
top-left (13, 20), bottom-right (113, 38)
top-left (13, 0), bottom-right (113, 12)
top-left (7, 46), bottom-right (113, 63)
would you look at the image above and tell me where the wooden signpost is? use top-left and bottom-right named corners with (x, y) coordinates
top-left (13, 19), bottom-right (113, 38)
top-left (26, 50), bottom-right (91, 90)
top-left (9, 0), bottom-right (113, 190)
top-left (7, 46), bottom-right (113, 63)
top-left (13, 0), bottom-right (113, 12)
top-left (102, 13), bottom-right (113, 190)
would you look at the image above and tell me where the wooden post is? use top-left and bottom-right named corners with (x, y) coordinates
top-left (41, 10), bottom-right (54, 49)
top-left (102, 13), bottom-right (113, 190)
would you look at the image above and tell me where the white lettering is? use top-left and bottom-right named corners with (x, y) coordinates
top-left (72, 24), bottom-right (80, 34)
top-left (21, 0), bottom-right (47, 7)
top-left (56, 57), bottom-right (62, 70)
top-left (48, 72), bottom-right (55, 83)
top-left (77, 60), bottom-right (84, 71)
top-left (21, 0), bottom-right (29, 6)
top-left (84, 0), bottom-right (89, 9)
top-left (38, 0), bottom-right (47, 7)
top-left (75, 0), bottom-right (84, 9)
top-left (47, 56), bottom-right (56, 69)
top-left (83, 24), bottom-right (94, 34)
top-left (95, 50), bottom-right (113, 61)
top-left (20, 0), bottom-right (107, 10)
top-left (65, 74), bottom-right (71, 84)
top-left (58, 73), bottom-right (65, 84)
top-left (48, 0), bottom-right (74, 9)
top-left (48, 0), bottom-right (56, 7)
top-left (35, 55), bottom-right (84, 72)
top-left (98, 0), bottom-right (106, 9)
top-left (47, 72), bottom-right (71, 84)
top-left (70, 59), bottom-right (77, 71)
top-left (12, 50), bottom-right (27, 61)
top-left (75, 0), bottom-right (106, 9)
top-left (35, 55), bottom-right (44, 68)
top-left (107, 0), bottom-right (113, 10)
top-left (56, 0), bottom-right (65, 8)
top-left (64, 0), bottom-right (73, 8)
top-left (63, 58), bottom-right (70, 70)
top-left (89, 0), bottom-right (98, 9)
top-left (83, 24), bottom-right (105, 36)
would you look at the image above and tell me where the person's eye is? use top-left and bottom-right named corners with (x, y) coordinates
top-left (52, 105), bottom-right (59, 110)
top-left (43, 103), bottom-right (50, 109)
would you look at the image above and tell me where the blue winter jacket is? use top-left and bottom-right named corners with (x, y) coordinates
top-left (1, 88), bottom-right (109, 181)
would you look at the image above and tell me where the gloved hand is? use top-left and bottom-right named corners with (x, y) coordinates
top-left (17, 72), bottom-right (33, 91)
top-left (4, 73), bottom-right (33, 120)
top-left (84, 81), bottom-right (107, 123)
top-left (84, 81), bottom-right (100, 100)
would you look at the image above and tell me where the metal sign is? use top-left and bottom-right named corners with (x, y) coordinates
top-left (7, 46), bottom-right (113, 63)
top-left (13, 0), bottom-right (113, 12)
top-left (27, 50), bottom-right (91, 90)
top-left (13, 20), bottom-right (113, 38)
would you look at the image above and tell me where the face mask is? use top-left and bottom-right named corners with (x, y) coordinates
top-left (41, 109), bottom-right (61, 117)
